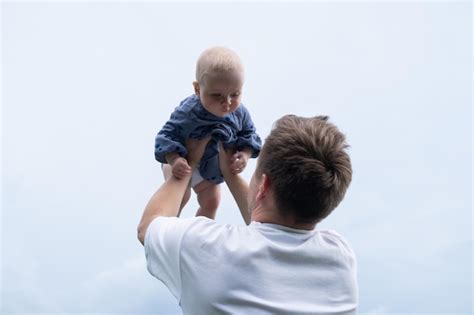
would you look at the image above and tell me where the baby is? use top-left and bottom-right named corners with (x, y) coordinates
top-left (154, 47), bottom-right (262, 219)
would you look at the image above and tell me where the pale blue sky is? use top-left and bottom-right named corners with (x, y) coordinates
top-left (1, 1), bottom-right (472, 314)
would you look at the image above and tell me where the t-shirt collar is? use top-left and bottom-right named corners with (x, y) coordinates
top-left (250, 221), bottom-right (315, 234)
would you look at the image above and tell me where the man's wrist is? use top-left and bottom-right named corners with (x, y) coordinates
top-left (240, 148), bottom-right (252, 160)
top-left (166, 153), bottom-right (181, 165)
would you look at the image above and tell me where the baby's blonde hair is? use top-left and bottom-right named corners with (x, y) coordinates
top-left (195, 46), bottom-right (244, 84)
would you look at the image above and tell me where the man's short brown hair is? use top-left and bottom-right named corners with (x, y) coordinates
top-left (257, 115), bottom-right (352, 224)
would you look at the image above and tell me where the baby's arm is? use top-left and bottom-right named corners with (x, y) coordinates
top-left (231, 106), bottom-right (260, 174)
top-left (156, 104), bottom-right (195, 179)
top-left (232, 106), bottom-right (262, 172)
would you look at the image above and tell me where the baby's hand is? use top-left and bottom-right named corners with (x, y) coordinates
top-left (170, 157), bottom-right (192, 179)
top-left (230, 150), bottom-right (251, 175)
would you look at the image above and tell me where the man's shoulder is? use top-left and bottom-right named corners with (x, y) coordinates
top-left (183, 216), bottom-right (243, 240)
top-left (145, 216), bottom-right (203, 245)
top-left (148, 216), bottom-right (237, 239)
top-left (317, 229), bottom-right (356, 260)
top-left (148, 215), bottom-right (211, 231)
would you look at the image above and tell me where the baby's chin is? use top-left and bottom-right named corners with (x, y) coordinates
top-left (213, 110), bottom-right (231, 118)
top-left (218, 105), bottom-right (241, 117)
top-left (202, 104), bottom-right (238, 118)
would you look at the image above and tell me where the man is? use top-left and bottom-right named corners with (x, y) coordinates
top-left (137, 115), bottom-right (358, 314)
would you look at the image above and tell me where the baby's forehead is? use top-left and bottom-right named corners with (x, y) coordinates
top-left (201, 70), bottom-right (244, 89)
top-left (203, 68), bottom-right (243, 82)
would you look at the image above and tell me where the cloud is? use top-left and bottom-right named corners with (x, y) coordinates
top-left (365, 306), bottom-right (389, 314)
top-left (77, 256), bottom-right (182, 314)
top-left (2, 252), bottom-right (62, 312)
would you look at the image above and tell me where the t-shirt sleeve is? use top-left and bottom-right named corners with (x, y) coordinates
top-left (324, 229), bottom-right (357, 268)
top-left (144, 216), bottom-right (197, 300)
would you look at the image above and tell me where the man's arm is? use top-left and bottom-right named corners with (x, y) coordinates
top-left (218, 143), bottom-right (251, 225)
top-left (137, 174), bottom-right (190, 245)
top-left (137, 137), bottom-right (211, 245)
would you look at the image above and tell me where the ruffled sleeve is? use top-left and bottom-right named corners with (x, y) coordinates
top-left (154, 103), bottom-right (192, 163)
top-left (234, 106), bottom-right (262, 158)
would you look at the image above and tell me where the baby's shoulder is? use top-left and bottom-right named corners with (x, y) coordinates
top-left (231, 103), bottom-right (249, 119)
top-left (177, 94), bottom-right (200, 111)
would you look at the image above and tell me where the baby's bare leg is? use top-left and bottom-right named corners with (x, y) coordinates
top-left (162, 164), bottom-right (191, 216)
top-left (193, 180), bottom-right (221, 219)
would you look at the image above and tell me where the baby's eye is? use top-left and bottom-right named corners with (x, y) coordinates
top-left (210, 93), bottom-right (222, 98)
top-left (230, 93), bottom-right (240, 98)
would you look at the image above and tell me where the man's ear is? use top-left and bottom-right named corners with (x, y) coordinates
top-left (256, 174), bottom-right (270, 201)
top-left (193, 81), bottom-right (200, 96)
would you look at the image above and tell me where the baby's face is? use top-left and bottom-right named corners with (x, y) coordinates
top-left (194, 72), bottom-right (244, 117)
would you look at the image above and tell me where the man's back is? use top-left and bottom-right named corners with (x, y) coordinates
top-left (145, 216), bottom-right (358, 315)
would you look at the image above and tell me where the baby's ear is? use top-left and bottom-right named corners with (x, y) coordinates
top-left (192, 81), bottom-right (200, 96)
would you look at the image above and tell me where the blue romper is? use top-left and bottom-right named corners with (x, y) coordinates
top-left (155, 95), bottom-right (262, 184)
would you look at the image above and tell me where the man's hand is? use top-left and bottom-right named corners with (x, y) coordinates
top-left (230, 149), bottom-right (252, 175)
top-left (170, 157), bottom-right (192, 179)
top-left (186, 136), bottom-right (212, 169)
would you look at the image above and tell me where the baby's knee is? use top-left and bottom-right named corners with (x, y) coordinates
top-left (198, 188), bottom-right (221, 211)
top-left (202, 194), bottom-right (220, 211)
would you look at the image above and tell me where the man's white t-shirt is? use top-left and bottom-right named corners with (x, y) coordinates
top-left (144, 216), bottom-right (358, 314)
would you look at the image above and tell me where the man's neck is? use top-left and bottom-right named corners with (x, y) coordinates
top-left (251, 208), bottom-right (316, 231)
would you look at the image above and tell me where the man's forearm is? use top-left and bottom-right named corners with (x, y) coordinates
top-left (240, 147), bottom-right (253, 158)
top-left (219, 143), bottom-right (251, 224)
top-left (137, 174), bottom-right (191, 245)
top-left (138, 137), bottom-right (211, 245)
top-left (223, 172), bottom-right (250, 225)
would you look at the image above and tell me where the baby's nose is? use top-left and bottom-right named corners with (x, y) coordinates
top-left (222, 95), bottom-right (231, 104)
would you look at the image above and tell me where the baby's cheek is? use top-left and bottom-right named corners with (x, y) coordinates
top-left (231, 102), bottom-right (241, 111)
